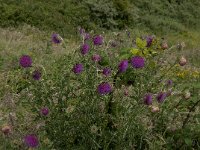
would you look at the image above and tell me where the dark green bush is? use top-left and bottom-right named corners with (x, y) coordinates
top-left (0, 0), bottom-right (200, 35)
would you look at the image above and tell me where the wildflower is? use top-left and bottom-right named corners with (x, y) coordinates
top-left (1, 125), bottom-right (11, 135)
top-left (51, 33), bottom-right (62, 44)
top-left (102, 68), bottom-right (111, 76)
top-left (24, 134), bottom-right (39, 148)
top-left (32, 70), bottom-right (41, 80)
top-left (72, 64), bottom-right (83, 74)
top-left (19, 55), bottom-right (32, 68)
top-left (179, 56), bottom-right (187, 66)
top-left (93, 35), bottom-right (103, 45)
top-left (118, 60), bottom-right (129, 73)
top-left (97, 82), bottom-right (112, 95)
top-left (146, 36), bottom-right (153, 47)
top-left (92, 54), bottom-right (101, 62)
top-left (144, 93), bottom-right (153, 105)
top-left (131, 56), bottom-right (145, 69)
top-left (157, 92), bottom-right (167, 103)
top-left (40, 107), bottom-right (49, 116)
top-left (81, 43), bottom-right (90, 55)
top-left (166, 80), bottom-right (173, 87)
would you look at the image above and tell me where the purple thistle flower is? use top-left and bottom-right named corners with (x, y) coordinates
top-left (73, 64), bottom-right (83, 74)
top-left (118, 60), bottom-right (129, 73)
top-left (144, 93), bottom-right (153, 105)
top-left (51, 33), bottom-right (62, 44)
top-left (19, 55), bottom-right (32, 68)
top-left (157, 92), bottom-right (167, 103)
top-left (146, 36), bottom-right (153, 47)
top-left (131, 56), bottom-right (145, 69)
top-left (92, 54), bottom-right (101, 62)
top-left (166, 80), bottom-right (173, 86)
top-left (32, 70), bottom-right (41, 80)
top-left (102, 68), bottom-right (111, 76)
top-left (97, 82), bottom-right (112, 95)
top-left (24, 134), bottom-right (39, 148)
top-left (93, 35), bottom-right (103, 45)
top-left (40, 107), bottom-right (49, 116)
top-left (81, 43), bottom-right (90, 55)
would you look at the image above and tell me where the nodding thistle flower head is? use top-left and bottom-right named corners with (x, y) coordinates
top-left (146, 36), bottom-right (153, 47)
top-left (93, 35), bottom-right (103, 45)
top-left (92, 54), bottom-right (101, 62)
top-left (118, 60), bottom-right (129, 73)
top-left (97, 82), bottom-right (112, 95)
top-left (81, 43), bottom-right (90, 55)
top-left (157, 92), bottom-right (167, 103)
top-left (24, 134), bottom-right (39, 148)
top-left (40, 107), bottom-right (49, 116)
top-left (144, 93), bottom-right (153, 105)
top-left (51, 33), bottom-right (62, 44)
top-left (73, 64), bottom-right (83, 74)
top-left (102, 68), bottom-right (111, 76)
top-left (131, 56), bottom-right (145, 69)
top-left (32, 70), bottom-right (41, 80)
top-left (19, 55), bottom-right (32, 68)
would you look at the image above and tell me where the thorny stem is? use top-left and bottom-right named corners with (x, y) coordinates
top-left (182, 99), bottom-right (200, 128)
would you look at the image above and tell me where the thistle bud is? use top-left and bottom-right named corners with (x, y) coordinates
top-left (179, 56), bottom-right (187, 66)
top-left (1, 125), bottom-right (11, 135)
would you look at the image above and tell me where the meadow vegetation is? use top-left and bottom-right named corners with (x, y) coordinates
top-left (0, 0), bottom-right (200, 149)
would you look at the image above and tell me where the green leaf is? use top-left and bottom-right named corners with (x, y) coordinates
top-left (184, 138), bottom-right (193, 146)
top-left (136, 38), bottom-right (147, 49)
